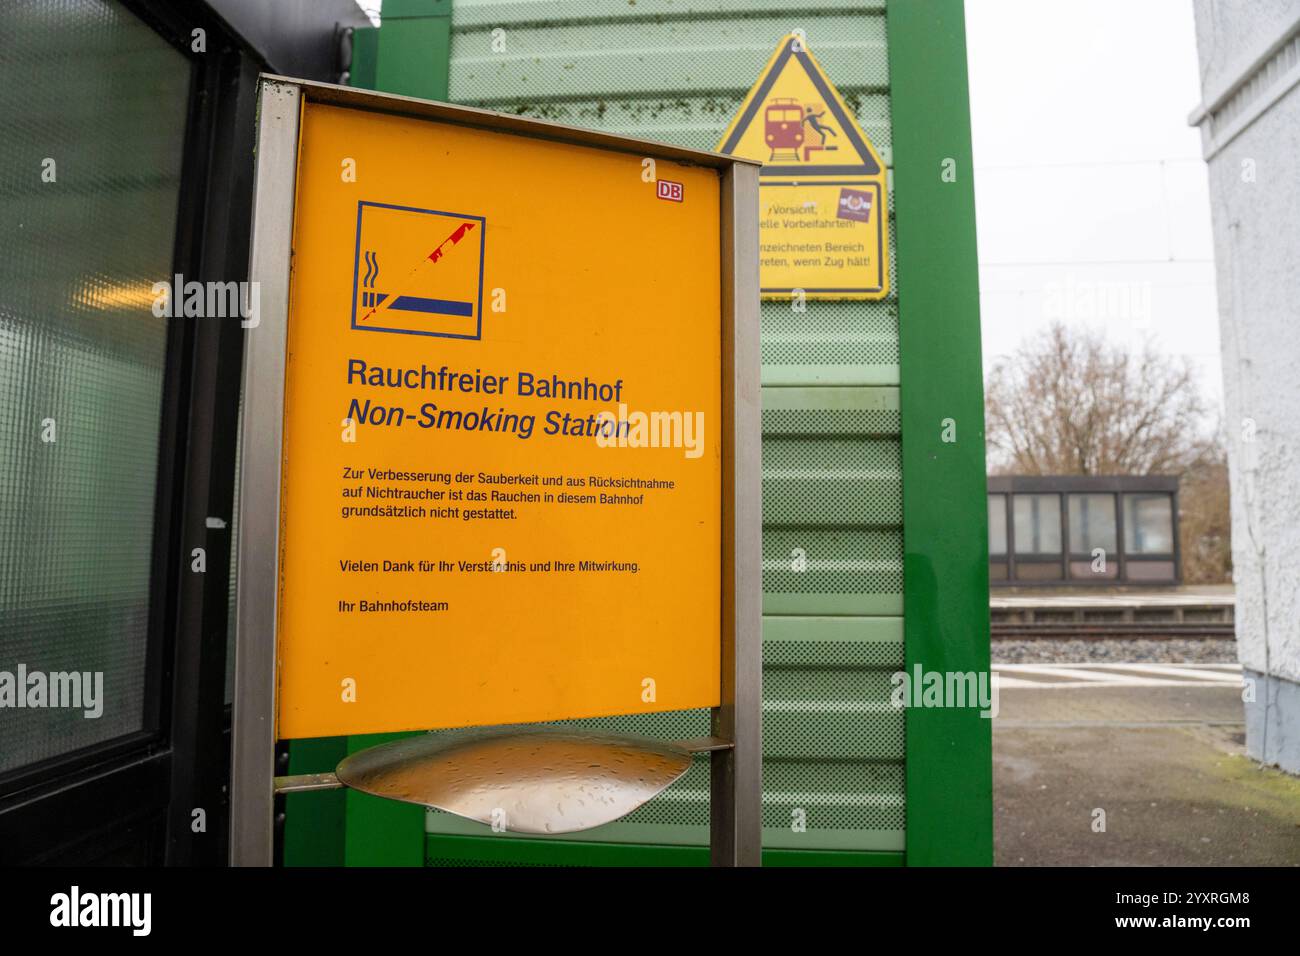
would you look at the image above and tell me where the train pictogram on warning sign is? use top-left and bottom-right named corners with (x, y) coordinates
top-left (763, 97), bottom-right (841, 163)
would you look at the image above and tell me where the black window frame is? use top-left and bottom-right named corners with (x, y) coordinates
top-left (988, 475), bottom-right (1181, 587)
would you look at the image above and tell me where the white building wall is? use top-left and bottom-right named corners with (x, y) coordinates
top-left (1192, 0), bottom-right (1300, 770)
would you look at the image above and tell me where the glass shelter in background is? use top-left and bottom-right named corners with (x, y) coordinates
top-left (988, 476), bottom-right (1180, 587)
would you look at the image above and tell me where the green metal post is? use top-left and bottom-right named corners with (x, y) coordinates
top-left (343, 733), bottom-right (426, 867)
top-left (888, 0), bottom-right (994, 866)
top-left (349, 26), bottom-right (378, 90)
top-left (373, 0), bottom-right (452, 101)
top-left (283, 737), bottom-right (347, 866)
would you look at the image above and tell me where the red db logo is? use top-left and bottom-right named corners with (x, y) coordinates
top-left (656, 179), bottom-right (683, 202)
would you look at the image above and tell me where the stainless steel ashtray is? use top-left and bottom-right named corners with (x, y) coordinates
top-left (275, 725), bottom-right (727, 834)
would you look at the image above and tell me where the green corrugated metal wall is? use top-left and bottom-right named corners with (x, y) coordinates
top-left (426, 0), bottom-right (904, 864)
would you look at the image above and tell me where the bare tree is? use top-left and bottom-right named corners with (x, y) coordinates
top-left (986, 322), bottom-right (1231, 583)
top-left (985, 322), bottom-right (1211, 475)
top-left (1179, 448), bottom-right (1232, 585)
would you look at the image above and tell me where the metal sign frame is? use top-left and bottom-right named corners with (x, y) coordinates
top-left (230, 76), bottom-right (762, 867)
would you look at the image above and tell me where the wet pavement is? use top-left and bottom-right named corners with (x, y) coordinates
top-left (994, 680), bottom-right (1300, 866)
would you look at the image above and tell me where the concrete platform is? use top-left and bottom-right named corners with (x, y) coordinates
top-left (991, 584), bottom-right (1235, 631)
top-left (991, 584), bottom-right (1235, 608)
top-left (994, 678), bottom-right (1300, 866)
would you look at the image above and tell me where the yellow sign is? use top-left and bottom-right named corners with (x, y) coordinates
top-left (717, 33), bottom-right (890, 300)
top-left (276, 101), bottom-right (723, 739)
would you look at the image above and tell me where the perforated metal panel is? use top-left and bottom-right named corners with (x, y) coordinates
top-left (762, 438), bottom-right (900, 525)
top-left (435, 0), bottom-right (904, 856)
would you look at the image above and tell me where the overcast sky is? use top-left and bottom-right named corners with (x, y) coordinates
top-left (965, 0), bottom-right (1222, 410)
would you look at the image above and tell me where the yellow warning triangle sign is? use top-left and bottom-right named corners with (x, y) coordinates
top-left (717, 33), bottom-right (886, 177)
top-left (717, 34), bottom-right (890, 301)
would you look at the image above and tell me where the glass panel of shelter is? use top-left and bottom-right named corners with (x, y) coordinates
top-left (1011, 493), bottom-right (1062, 581)
top-left (988, 489), bottom-right (1176, 584)
top-left (1068, 493), bottom-right (1118, 580)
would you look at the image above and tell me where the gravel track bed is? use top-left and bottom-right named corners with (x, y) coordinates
top-left (992, 637), bottom-right (1238, 664)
